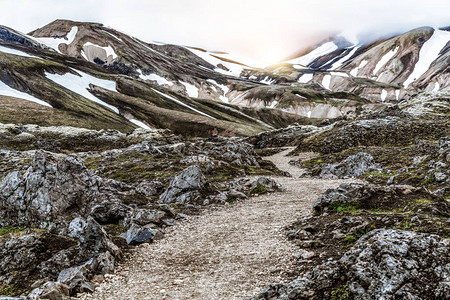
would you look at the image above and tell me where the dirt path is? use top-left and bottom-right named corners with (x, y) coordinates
top-left (78, 148), bottom-right (354, 300)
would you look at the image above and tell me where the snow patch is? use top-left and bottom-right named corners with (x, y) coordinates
top-left (381, 89), bottom-right (388, 102)
top-left (432, 82), bottom-right (440, 92)
top-left (207, 79), bottom-right (229, 103)
top-left (0, 80), bottom-right (51, 107)
top-left (286, 42), bottom-right (338, 66)
top-left (0, 45), bottom-right (37, 58)
top-left (404, 28), bottom-right (450, 87)
top-left (330, 46), bottom-right (360, 70)
top-left (373, 47), bottom-right (399, 75)
top-left (395, 90), bottom-right (400, 101)
top-left (350, 60), bottom-right (368, 77)
top-left (322, 75), bottom-right (331, 90)
top-left (129, 119), bottom-right (151, 130)
top-left (138, 70), bottom-right (173, 86)
top-left (269, 101), bottom-right (278, 109)
top-left (298, 73), bottom-right (313, 83)
top-left (34, 26), bottom-right (78, 53)
top-left (45, 70), bottom-right (119, 114)
top-left (151, 88), bottom-right (215, 119)
top-left (180, 81), bottom-right (199, 98)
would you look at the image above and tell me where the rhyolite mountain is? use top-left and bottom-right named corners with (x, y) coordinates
top-left (0, 19), bottom-right (449, 135)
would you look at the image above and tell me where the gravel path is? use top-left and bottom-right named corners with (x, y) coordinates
top-left (77, 148), bottom-right (354, 300)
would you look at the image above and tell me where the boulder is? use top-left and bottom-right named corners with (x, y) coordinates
top-left (320, 152), bottom-right (382, 179)
top-left (250, 177), bottom-right (284, 193)
top-left (159, 165), bottom-right (207, 204)
top-left (122, 223), bottom-right (155, 245)
top-left (28, 281), bottom-right (71, 300)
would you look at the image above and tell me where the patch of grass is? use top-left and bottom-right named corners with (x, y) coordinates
top-left (329, 201), bottom-right (361, 214)
top-left (0, 226), bottom-right (26, 236)
top-left (331, 284), bottom-right (351, 300)
top-left (250, 183), bottom-right (268, 195)
top-left (344, 235), bottom-right (356, 243)
top-left (0, 283), bottom-right (16, 296)
top-left (411, 198), bottom-right (434, 206)
top-left (364, 170), bottom-right (392, 178)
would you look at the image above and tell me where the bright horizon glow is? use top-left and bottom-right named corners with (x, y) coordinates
top-left (0, 0), bottom-right (449, 64)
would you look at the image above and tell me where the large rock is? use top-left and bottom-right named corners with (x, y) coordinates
top-left (159, 165), bottom-right (208, 204)
top-left (313, 183), bottom-right (420, 214)
top-left (121, 223), bottom-right (155, 245)
top-left (0, 150), bottom-right (120, 227)
top-left (251, 229), bottom-right (450, 299)
top-left (320, 152), bottom-right (382, 179)
top-left (28, 281), bottom-right (71, 300)
top-left (250, 177), bottom-right (284, 193)
top-left (313, 183), bottom-right (372, 213)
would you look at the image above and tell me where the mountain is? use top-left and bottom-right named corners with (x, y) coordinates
top-left (0, 20), bottom-right (449, 134)
top-left (270, 26), bottom-right (450, 102)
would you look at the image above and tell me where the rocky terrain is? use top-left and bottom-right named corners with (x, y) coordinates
top-left (0, 18), bottom-right (449, 300)
top-left (248, 94), bottom-right (449, 299)
top-left (0, 124), bottom-right (290, 298)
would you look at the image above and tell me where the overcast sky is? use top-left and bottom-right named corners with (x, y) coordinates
top-left (0, 0), bottom-right (449, 63)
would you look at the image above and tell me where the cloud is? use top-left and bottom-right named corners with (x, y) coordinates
top-left (0, 0), bottom-right (449, 63)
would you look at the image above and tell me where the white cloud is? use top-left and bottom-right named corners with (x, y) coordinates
top-left (0, 0), bottom-right (448, 63)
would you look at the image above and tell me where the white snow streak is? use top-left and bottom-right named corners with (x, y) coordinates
top-left (180, 81), bottom-right (199, 98)
top-left (0, 80), bottom-right (51, 107)
top-left (395, 90), bottom-right (400, 100)
top-left (45, 70), bottom-right (119, 114)
top-left (186, 48), bottom-right (246, 77)
top-left (151, 88), bottom-right (215, 119)
top-left (0, 45), bottom-right (37, 58)
top-left (130, 119), bottom-right (151, 130)
top-left (330, 46), bottom-right (360, 70)
top-left (287, 42), bottom-right (338, 66)
top-left (350, 60), bottom-right (368, 77)
top-left (404, 28), bottom-right (450, 87)
top-left (373, 47), bottom-right (399, 75)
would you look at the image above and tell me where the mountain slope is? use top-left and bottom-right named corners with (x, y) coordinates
top-left (0, 20), bottom-right (449, 133)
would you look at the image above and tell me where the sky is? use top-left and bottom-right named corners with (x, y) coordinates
top-left (0, 0), bottom-right (449, 64)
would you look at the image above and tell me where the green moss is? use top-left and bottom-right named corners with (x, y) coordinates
top-left (328, 201), bottom-right (361, 214)
top-left (344, 235), bottom-right (356, 243)
top-left (0, 283), bottom-right (16, 296)
top-left (411, 198), bottom-right (434, 206)
top-left (331, 284), bottom-right (351, 300)
top-left (0, 226), bottom-right (26, 236)
top-left (364, 170), bottom-right (392, 178)
top-left (250, 183), bottom-right (268, 195)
